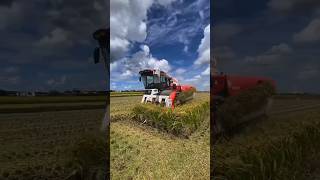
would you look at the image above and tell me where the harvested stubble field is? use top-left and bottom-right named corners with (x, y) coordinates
top-left (0, 96), bottom-right (108, 179)
top-left (212, 95), bottom-right (320, 180)
top-left (110, 92), bottom-right (210, 179)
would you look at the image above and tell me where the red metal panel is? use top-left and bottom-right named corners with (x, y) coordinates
top-left (226, 75), bottom-right (275, 96)
top-left (213, 75), bottom-right (276, 97)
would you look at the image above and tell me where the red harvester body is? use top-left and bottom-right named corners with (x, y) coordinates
top-left (213, 74), bottom-right (276, 98)
top-left (139, 69), bottom-right (196, 109)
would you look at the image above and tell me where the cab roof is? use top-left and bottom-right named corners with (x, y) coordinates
top-left (139, 69), bottom-right (172, 79)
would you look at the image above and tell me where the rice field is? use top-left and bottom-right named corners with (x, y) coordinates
top-left (110, 92), bottom-right (210, 179)
top-left (0, 96), bottom-right (107, 179)
top-left (212, 95), bottom-right (320, 180)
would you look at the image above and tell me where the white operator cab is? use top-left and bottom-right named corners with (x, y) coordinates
top-left (139, 69), bottom-right (173, 107)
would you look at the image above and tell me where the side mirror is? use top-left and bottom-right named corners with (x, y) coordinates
top-left (94, 47), bottom-right (100, 64)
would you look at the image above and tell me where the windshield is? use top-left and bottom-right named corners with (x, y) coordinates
top-left (141, 74), bottom-right (170, 90)
top-left (141, 75), bottom-right (154, 88)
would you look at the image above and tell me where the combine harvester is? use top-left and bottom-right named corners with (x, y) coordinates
top-left (212, 57), bottom-right (276, 134)
top-left (138, 69), bottom-right (196, 109)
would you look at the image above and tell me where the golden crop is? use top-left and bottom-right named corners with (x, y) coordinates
top-left (132, 96), bottom-right (210, 137)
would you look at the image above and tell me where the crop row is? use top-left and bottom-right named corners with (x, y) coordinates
top-left (0, 109), bottom-right (107, 179)
top-left (0, 96), bottom-right (106, 104)
top-left (215, 82), bottom-right (275, 133)
top-left (213, 121), bottom-right (320, 180)
top-left (0, 132), bottom-right (108, 179)
top-left (0, 104), bottom-right (105, 114)
top-left (132, 100), bottom-right (210, 137)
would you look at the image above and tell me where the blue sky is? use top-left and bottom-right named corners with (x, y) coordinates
top-left (110, 0), bottom-right (210, 91)
top-left (213, 0), bottom-right (320, 93)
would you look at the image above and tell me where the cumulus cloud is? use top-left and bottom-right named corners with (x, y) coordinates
top-left (0, 0), bottom-right (108, 64)
top-left (175, 68), bottom-right (186, 75)
top-left (110, 0), bottom-right (154, 61)
top-left (268, 0), bottom-right (320, 13)
top-left (194, 24), bottom-right (210, 66)
top-left (201, 66), bottom-right (210, 76)
top-left (145, 0), bottom-right (206, 48)
top-left (183, 71), bottom-right (209, 91)
top-left (213, 23), bottom-right (242, 45)
top-left (0, 1), bottom-right (22, 30)
top-left (47, 75), bottom-right (67, 86)
top-left (293, 18), bottom-right (320, 43)
top-left (213, 46), bottom-right (235, 61)
top-left (0, 0), bottom-right (108, 91)
top-left (0, 76), bottom-right (20, 85)
top-left (35, 28), bottom-right (72, 48)
top-left (111, 45), bottom-right (171, 81)
top-left (110, 0), bottom-right (180, 62)
top-left (155, 0), bottom-right (178, 6)
top-left (297, 64), bottom-right (319, 80)
top-left (3, 67), bottom-right (19, 74)
top-left (245, 43), bottom-right (292, 65)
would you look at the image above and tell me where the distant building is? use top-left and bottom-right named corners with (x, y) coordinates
top-left (34, 91), bottom-right (50, 96)
top-left (16, 91), bottom-right (35, 96)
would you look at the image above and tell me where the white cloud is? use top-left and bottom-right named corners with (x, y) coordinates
top-left (0, 75), bottom-right (20, 85)
top-left (110, 0), bottom-right (153, 61)
top-left (268, 0), bottom-right (320, 13)
top-left (245, 43), bottom-right (292, 65)
top-left (267, 43), bottom-right (292, 54)
top-left (47, 75), bottom-right (67, 86)
top-left (194, 24), bottom-right (210, 65)
top-left (175, 68), bottom-right (186, 75)
top-left (35, 28), bottom-right (71, 47)
top-left (110, 0), bottom-right (180, 62)
top-left (183, 71), bottom-right (210, 91)
top-left (3, 67), bottom-right (19, 74)
top-left (111, 45), bottom-right (171, 81)
top-left (201, 66), bottom-right (210, 76)
top-left (213, 46), bottom-right (235, 61)
top-left (156, 0), bottom-right (178, 6)
top-left (110, 37), bottom-right (130, 61)
top-left (183, 45), bottom-right (188, 53)
top-left (293, 18), bottom-right (320, 43)
top-left (297, 64), bottom-right (319, 80)
top-left (213, 23), bottom-right (242, 45)
top-left (0, 2), bottom-right (22, 30)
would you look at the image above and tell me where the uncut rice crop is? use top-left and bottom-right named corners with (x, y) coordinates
top-left (213, 121), bottom-right (320, 180)
top-left (215, 82), bottom-right (275, 133)
top-left (132, 99), bottom-right (210, 137)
